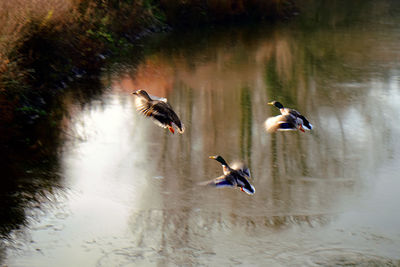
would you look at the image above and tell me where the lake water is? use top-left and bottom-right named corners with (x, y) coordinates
top-left (2, 1), bottom-right (400, 266)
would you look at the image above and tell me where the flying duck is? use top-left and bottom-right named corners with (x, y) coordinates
top-left (132, 89), bottom-right (184, 134)
top-left (268, 101), bottom-right (312, 132)
top-left (200, 155), bottom-right (255, 195)
top-left (265, 114), bottom-right (304, 133)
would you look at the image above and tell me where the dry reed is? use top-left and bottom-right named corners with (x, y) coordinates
top-left (0, 0), bottom-right (73, 57)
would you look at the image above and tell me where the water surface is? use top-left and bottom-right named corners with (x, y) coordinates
top-left (2, 1), bottom-right (400, 266)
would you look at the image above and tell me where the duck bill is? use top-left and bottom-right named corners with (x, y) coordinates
top-left (299, 125), bottom-right (305, 132)
top-left (168, 126), bottom-right (175, 134)
top-left (209, 156), bottom-right (217, 159)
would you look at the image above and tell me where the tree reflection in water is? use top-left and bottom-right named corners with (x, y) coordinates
top-left (104, 7), bottom-right (399, 263)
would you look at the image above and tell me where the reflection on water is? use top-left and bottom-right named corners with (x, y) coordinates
top-left (2, 1), bottom-right (400, 266)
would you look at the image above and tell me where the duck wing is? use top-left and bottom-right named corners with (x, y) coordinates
top-left (135, 98), bottom-right (181, 129)
top-left (265, 115), bottom-right (298, 132)
top-left (134, 94), bottom-right (171, 118)
top-left (198, 175), bottom-right (235, 188)
top-left (134, 96), bottom-right (156, 116)
top-left (287, 108), bottom-right (301, 117)
top-left (277, 122), bottom-right (298, 130)
top-left (153, 102), bottom-right (184, 132)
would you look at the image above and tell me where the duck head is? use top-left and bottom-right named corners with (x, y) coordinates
top-left (132, 90), bottom-right (152, 101)
top-left (268, 101), bottom-right (284, 109)
top-left (209, 155), bottom-right (229, 166)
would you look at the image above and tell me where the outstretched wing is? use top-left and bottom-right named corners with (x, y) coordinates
top-left (134, 94), bottom-right (170, 117)
top-left (198, 175), bottom-right (235, 188)
top-left (134, 97), bottom-right (172, 125)
top-left (277, 122), bottom-right (297, 130)
top-left (265, 115), bottom-right (297, 132)
top-left (134, 97), bottom-right (156, 117)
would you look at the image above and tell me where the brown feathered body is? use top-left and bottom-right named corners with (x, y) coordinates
top-left (133, 90), bottom-right (184, 134)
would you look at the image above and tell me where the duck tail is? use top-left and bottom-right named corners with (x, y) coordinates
top-left (298, 115), bottom-right (312, 130)
top-left (303, 122), bottom-right (313, 130)
top-left (177, 124), bottom-right (185, 134)
top-left (242, 184), bottom-right (256, 195)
